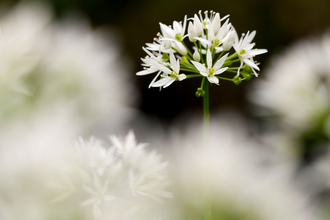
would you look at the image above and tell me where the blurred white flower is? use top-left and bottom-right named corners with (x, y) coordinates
top-left (48, 131), bottom-right (172, 219)
top-left (249, 32), bottom-right (330, 164)
top-left (0, 131), bottom-right (171, 220)
top-left (164, 114), bottom-right (316, 220)
top-left (0, 2), bottom-right (135, 133)
top-left (250, 33), bottom-right (330, 133)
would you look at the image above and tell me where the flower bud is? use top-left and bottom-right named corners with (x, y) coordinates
top-left (174, 41), bottom-right (187, 55)
top-left (159, 23), bottom-right (175, 39)
top-left (180, 55), bottom-right (190, 64)
top-left (212, 13), bottom-right (221, 34)
top-left (194, 14), bottom-right (203, 36)
top-left (195, 88), bottom-right (205, 97)
top-left (193, 50), bottom-right (200, 62)
top-left (188, 22), bottom-right (197, 42)
top-left (232, 75), bottom-right (243, 85)
top-left (222, 31), bottom-right (235, 51)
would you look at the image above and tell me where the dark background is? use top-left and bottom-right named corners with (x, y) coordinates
top-left (3, 0), bottom-right (330, 124)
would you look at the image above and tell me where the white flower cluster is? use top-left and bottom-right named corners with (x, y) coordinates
top-left (251, 33), bottom-right (330, 134)
top-left (49, 131), bottom-right (172, 219)
top-left (0, 2), bottom-right (134, 130)
top-left (137, 10), bottom-right (267, 89)
top-left (166, 115), bottom-right (316, 220)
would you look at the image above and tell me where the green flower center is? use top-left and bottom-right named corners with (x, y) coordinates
top-left (240, 49), bottom-right (246, 55)
top-left (211, 39), bottom-right (220, 47)
top-left (171, 72), bottom-right (178, 78)
top-left (175, 33), bottom-right (182, 41)
top-left (208, 68), bottom-right (214, 76)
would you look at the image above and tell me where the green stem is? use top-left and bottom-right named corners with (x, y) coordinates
top-left (185, 74), bottom-right (202, 79)
top-left (225, 69), bottom-right (238, 73)
top-left (203, 77), bottom-right (209, 136)
top-left (216, 76), bottom-right (234, 82)
top-left (180, 68), bottom-right (200, 73)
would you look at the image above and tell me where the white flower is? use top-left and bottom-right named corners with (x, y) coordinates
top-left (0, 2), bottom-right (135, 131)
top-left (47, 131), bottom-right (172, 219)
top-left (145, 34), bottom-right (173, 54)
top-left (109, 130), bottom-right (147, 162)
top-left (191, 49), bottom-right (228, 84)
top-left (164, 114), bottom-right (317, 220)
top-left (82, 177), bottom-right (116, 205)
top-left (151, 52), bottom-right (186, 88)
top-left (233, 30), bottom-right (267, 76)
top-left (137, 10), bottom-right (267, 89)
top-left (195, 19), bottom-right (232, 51)
top-left (159, 15), bottom-right (187, 42)
top-left (136, 47), bottom-right (165, 88)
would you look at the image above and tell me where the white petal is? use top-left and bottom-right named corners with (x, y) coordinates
top-left (136, 68), bottom-right (158, 76)
top-left (214, 67), bottom-right (228, 75)
top-left (169, 51), bottom-right (176, 70)
top-left (249, 49), bottom-right (268, 56)
top-left (243, 58), bottom-right (259, 70)
top-left (194, 14), bottom-right (203, 36)
top-left (178, 74), bottom-right (187, 81)
top-left (212, 13), bottom-right (221, 34)
top-left (173, 21), bottom-right (181, 34)
top-left (163, 78), bottom-right (176, 88)
top-left (174, 41), bottom-right (187, 55)
top-left (220, 14), bottom-right (230, 21)
top-left (213, 53), bottom-right (228, 69)
top-left (148, 71), bottom-right (161, 88)
top-left (194, 37), bottom-right (210, 46)
top-left (208, 75), bottom-right (219, 84)
top-left (159, 23), bottom-right (175, 39)
top-left (206, 49), bottom-right (212, 68)
top-left (188, 22), bottom-right (197, 42)
top-left (182, 15), bottom-right (187, 36)
top-left (191, 60), bottom-right (207, 73)
top-left (152, 77), bottom-right (173, 87)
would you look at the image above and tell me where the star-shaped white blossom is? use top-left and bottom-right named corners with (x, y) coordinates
top-left (233, 30), bottom-right (267, 76)
top-left (151, 51), bottom-right (186, 88)
top-left (191, 49), bottom-right (228, 84)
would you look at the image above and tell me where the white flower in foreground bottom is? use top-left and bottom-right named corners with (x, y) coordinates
top-left (152, 51), bottom-right (186, 88)
top-left (81, 175), bottom-right (116, 218)
top-left (51, 131), bottom-right (171, 218)
top-left (191, 49), bottom-right (228, 84)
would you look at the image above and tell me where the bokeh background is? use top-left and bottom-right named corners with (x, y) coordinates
top-left (1, 0), bottom-right (327, 123)
top-left (1, 0), bottom-right (330, 219)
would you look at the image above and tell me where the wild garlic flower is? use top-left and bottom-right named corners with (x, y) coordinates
top-left (136, 10), bottom-right (267, 94)
top-left (49, 131), bottom-right (172, 219)
top-left (249, 32), bottom-right (330, 164)
top-left (250, 33), bottom-right (330, 133)
top-left (233, 31), bottom-right (268, 76)
top-left (0, 2), bottom-right (135, 132)
top-left (165, 114), bottom-right (317, 220)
